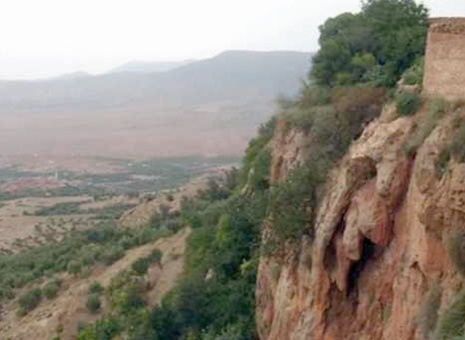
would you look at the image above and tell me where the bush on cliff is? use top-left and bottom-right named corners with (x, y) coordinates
top-left (242, 117), bottom-right (276, 186)
top-left (403, 97), bottom-right (451, 157)
top-left (402, 57), bottom-right (424, 86)
top-left (447, 230), bottom-right (465, 276)
top-left (396, 92), bottom-right (422, 116)
top-left (450, 123), bottom-right (465, 163)
top-left (434, 288), bottom-right (465, 339)
top-left (270, 161), bottom-right (322, 243)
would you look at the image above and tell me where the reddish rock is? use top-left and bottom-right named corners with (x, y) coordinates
top-left (257, 103), bottom-right (465, 340)
top-left (333, 231), bottom-right (353, 292)
top-left (345, 180), bottom-right (392, 247)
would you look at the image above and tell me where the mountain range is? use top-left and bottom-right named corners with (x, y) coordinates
top-left (0, 50), bottom-right (312, 158)
top-left (107, 60), bottom-right (195, 74)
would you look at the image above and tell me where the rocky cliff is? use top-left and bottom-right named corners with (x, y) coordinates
top-left (256, 102), bottom-right (465, 339)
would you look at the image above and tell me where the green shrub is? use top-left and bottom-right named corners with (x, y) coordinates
top-left (428, 97), bottom-right (450, 117)
top-left (396, 92), bottom-right (422, 116)
top-left (297, 86), bottom-right (331, 107)
top-left (247, 148), bottom-right (271, 191)
top-left (86, 294), bottom-right (101, 314)
top-left (89, 281), bottom-right (103, 294)
top-left (0, 286), bottom-right (15, 302)
top-left (101, 246), bottom-right (124, 265)
top-left (43, 282), bottom-right (59, 299)
top-left (148, 248), bottom-right (163, 264)
top-left (77, 316), bottom-right (121, 340)
top-left (434, 289), bottom-right (465, 339)
top-left (437, 149), bottom-right (451, 178)
top-left (450, 124), bottom-right (465, 163)
top-left (447, 230), bottom-right (465, 276)
top-left (67, 260), bottom-right (82, 276)
top-left (402, 57), bottom-right (424, 86)
top-left (286, 106), bottom-right (314, 132)
top-left (18, 288), bottom-right (42, 313)
top-left (269, 162), bottom-right (323, 244)
top-left (131, 257), bottom-right (150, 276)
top-left (241, 117), bottom-right (276, 185)
top-left (108, 272), bottom-right (146, 314)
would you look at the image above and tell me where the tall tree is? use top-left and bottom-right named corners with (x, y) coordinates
top-left (311, 0), bottom-right (429, 87)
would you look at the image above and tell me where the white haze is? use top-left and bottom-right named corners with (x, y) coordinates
top-left (0, 0), bottom-right (461, 79)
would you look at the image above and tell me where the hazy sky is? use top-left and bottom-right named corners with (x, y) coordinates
top-left (0, 0), bottom-right (462, 79)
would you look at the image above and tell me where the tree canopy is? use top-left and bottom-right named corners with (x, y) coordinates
top-left (311, 0), bottom-right (429, 87)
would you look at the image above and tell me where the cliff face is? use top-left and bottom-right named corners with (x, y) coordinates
top-left (256, 104), bottom-right (465, 339)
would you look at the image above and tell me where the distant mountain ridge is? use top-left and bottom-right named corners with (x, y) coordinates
top-left (107, 60), bottom-right (195, 74)
top-left (0, 50), bottom-right (312, 158)
top-left (0, 50), bottom-right (311, 111)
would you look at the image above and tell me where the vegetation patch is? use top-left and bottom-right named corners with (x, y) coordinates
top-left (241, 117), bottom-right (276, 186)
top-left (402, 57), bottom-right (424, 86)
top-left (17, 288), bottom-right (42, 316)
top-left (434, 288), bottom-right (465, 339)
top-left (270, 162), bottom-right (322, 243)
top-left (107, 272), bottom-right (147, 314)
top-left (131, 257), bottom-right (151, 276)
top-left (449, 123), bottom-right (465, 163)
top-left (436, 148), bottom-right (451, 178)
top-left (43, 280), bottom-right (61, 299)
top-left (447, 230), bottom-right (465, 276)
top-left (89, 281), bottom-right (103, 295)
top-left (86, 294), bottom-right (101, 314)
top-left (417, 285), bottom-right (442, 338)
top-left (311, 0), bottom-right (428, 87)
top-left (396, 92), bottom-right (422, 116)
top-left (403, 97), bottom-right (450, 157)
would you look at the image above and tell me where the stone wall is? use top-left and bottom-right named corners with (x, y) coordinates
top-left (423, 18), bottom-right (465, 101)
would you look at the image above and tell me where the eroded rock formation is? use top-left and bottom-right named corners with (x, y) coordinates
top-left (256, 104), bottom-right (465, 339)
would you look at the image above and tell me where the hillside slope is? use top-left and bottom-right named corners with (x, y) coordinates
top-left (0, 227), bottom-right (191, 340)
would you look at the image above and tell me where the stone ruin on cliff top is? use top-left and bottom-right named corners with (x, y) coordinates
top-left (423, 17), bottom-right (465, 101)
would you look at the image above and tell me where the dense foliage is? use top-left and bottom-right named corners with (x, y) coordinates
top-left (77, 165), bottom-right (265, 339)
top-left (311, 0), bottom-right (429, 87)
